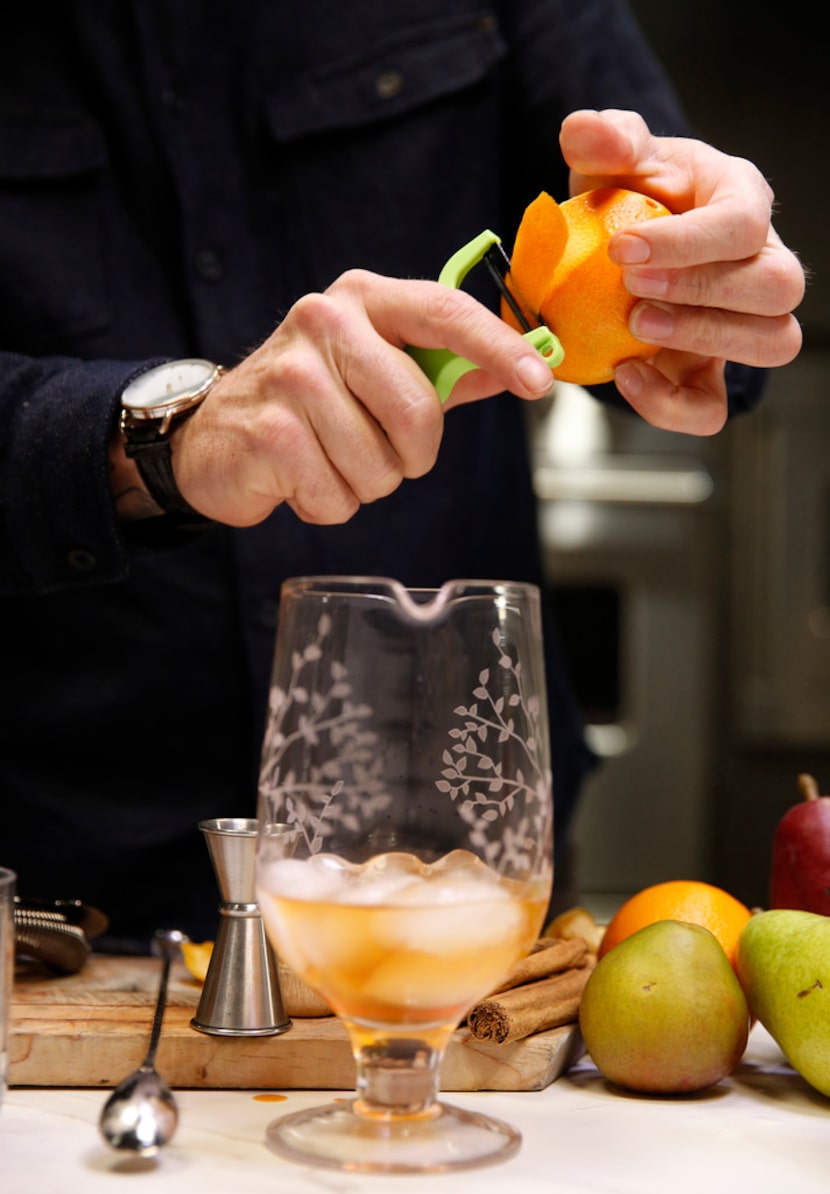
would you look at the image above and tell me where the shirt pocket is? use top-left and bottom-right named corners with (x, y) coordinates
top-left (0, 117), bottom-right (110, 354)
top-left (260, 10), bottom-right (508, 286)
top-left (265, 10), bottom-right (507, 142)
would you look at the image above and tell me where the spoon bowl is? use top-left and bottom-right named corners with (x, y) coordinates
top-left (99, 928), bottom-right (188, 1154)
top-left (99, 1065), bottom-right (179, 1154)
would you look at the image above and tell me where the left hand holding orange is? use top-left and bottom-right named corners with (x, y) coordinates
top-left (555, 108), bottom-right (805, 433)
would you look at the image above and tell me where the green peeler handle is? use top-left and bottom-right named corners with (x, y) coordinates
top-left (405, 229), bottom-right (564, 403)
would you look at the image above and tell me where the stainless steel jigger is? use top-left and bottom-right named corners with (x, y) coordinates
top-left (191, 817), bottom-right (291, 1037)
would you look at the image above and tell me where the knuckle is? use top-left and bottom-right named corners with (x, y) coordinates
top-left (740, 206), bottom-right (774, 256)
top-left (784, 314), bottom-right (804, 360)
top-left (403, 441), bottom-right (440, 480)
top-left (674, 306), bottom-right (731, 359)
top-left (768, 251), bottom-right (807, 312)
top-left (676, 266), bottom-right (713, 307)
top-left (754, 167), bottom-right (776, 210)
top-left (299, 472), bottom-right (363, 525)
top-left (392, 401), bottom-right (443, 476)
top-left (737, 153), bottom-right (774, 200)
top-left (695, 401), bottom-right (728, 436)
top-left (265, 405), bottom-right (308, 458)
top-left (270, 345), bottom-right (328, 402)
top-left (325, 268), bottom-right (380, 315)
top-left (288, 289), bottom-right (324, 325)
top-left (421, 284), bottom-right (477, 331)
top-left (288, 290), bottom-right (355, 348)
top-left (692, 321), bottom-right (725, 358)
top-left (733, 153), bottom-right (776, 217)
top-left (327, 492), bottom-right (361, 524)
top-left (760, 314), bottom-right (803, 367)
top-left (355, 465), bottom-right (402, 504)
top-left (397, 391), bottom-right (438, 438)
top-left (333, 267), bottom-right (374, 293)
top-left (297, 500), bottom-right (358, 527)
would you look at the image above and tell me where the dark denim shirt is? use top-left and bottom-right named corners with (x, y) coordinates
top-left (0, 1), bottom-right (760, 947)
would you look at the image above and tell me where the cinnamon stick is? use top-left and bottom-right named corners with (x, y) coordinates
top-left (467, 959), bottom-right (594, 1044)
top-left (488, 936), bottom-right (587, 994)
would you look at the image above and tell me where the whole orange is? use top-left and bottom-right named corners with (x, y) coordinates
top-left (503, 187), bottom-right (672, 386)
top-left (598, 880), bottom-right (752, 969)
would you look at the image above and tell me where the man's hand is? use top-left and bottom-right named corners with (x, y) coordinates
top-left (141, 270), bottom-right (554, 526)
top-left (560, 108), bottom-right (806, 434)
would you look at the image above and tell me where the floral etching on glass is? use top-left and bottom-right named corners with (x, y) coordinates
top-left (259, 620), bottom-right (550, 869)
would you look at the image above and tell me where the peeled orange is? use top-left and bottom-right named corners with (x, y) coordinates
top-left (598, 880), bottom-right (752, 969)
top-left (504, 187), bottom-right (672, 386)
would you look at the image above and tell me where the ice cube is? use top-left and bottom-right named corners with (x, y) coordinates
top-left (257, 855), bottom-right (344, 902)
top-left (363, 950), bottom-right (476, 1014)
top-left (373, 896), bottom-right (521, 954)
top-left (345, 871), bottom-right (418, 906)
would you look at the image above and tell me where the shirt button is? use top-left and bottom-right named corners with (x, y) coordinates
top-left (68, 548), bottom-right (96, 573)
top-left (375, 69), bottom-right (404, 100)
top-left (194, 248), bottom-right (224, 282)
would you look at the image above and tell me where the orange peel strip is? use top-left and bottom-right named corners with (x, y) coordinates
top-left (506, 191), bottom-right (568, 319)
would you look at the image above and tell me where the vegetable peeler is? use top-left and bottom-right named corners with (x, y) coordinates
top-left (406, 229), bottom-right (564, 402)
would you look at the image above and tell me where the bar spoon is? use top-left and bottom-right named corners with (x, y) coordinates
top-left (99, 928), bottom-right (188, 1154)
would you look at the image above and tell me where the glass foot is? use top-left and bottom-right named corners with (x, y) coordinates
top-left (265, 1097), bottom-right (521, 1173)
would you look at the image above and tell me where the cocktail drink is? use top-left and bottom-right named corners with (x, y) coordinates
top-left (257, 849), bottom-right (549, 1048)
top-left (255, 577), bottom-right (553, 1172)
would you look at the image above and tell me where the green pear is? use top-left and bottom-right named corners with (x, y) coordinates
top-left (735, 909), bottom-right (830, 1097)
top-left (579, 919), bottom-right (749, 1093)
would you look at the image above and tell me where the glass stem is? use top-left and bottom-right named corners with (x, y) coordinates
top-left (349, 1031), bottom-right (453, 1120)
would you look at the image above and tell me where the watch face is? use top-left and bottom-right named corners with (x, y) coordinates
top-left (122, 359), bottom-right (218, 414)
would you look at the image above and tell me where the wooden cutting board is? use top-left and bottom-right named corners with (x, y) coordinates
top-left (10, 955), bottom-right (583, 1092)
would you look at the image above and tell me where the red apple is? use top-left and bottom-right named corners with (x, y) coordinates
top-left (770, 774), bottom-right (830, 914)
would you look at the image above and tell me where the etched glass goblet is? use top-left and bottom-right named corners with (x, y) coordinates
top-left (255, 576), bottom-right (553, 1173)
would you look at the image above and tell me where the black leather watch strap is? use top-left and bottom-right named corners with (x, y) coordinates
top-left (123, 424), bottom-right (214, 528)
top-left (120, 358), bottom-right (224, 530)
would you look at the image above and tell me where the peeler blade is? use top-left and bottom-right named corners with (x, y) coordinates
top-left (481, 242), bottom-right (540, 335)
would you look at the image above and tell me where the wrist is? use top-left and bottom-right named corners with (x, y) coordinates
top-left (109, 422), bottom-right (166, 521)
top-left (117, 358), bottom-right (223, 529)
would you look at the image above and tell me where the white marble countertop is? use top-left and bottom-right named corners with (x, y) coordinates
top-left (2, 1025), bottom-right (828, 1194)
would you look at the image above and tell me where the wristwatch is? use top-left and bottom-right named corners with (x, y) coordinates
top-left (120, 358), bottom-right (224, 523)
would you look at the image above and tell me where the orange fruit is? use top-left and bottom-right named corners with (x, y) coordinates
top-left (598, 880), bottom-right (752, 968)
top-left (180, 940), bottom-right (214, 982)
top-left (503, 187), bottom-right (672, 386)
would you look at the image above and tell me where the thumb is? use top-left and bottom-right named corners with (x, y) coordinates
top-left (560, 108), bottom-right (654, 192)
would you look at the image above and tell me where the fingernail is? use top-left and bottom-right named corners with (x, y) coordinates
top-left (630, 301), bottom-right (675, 342)
top-left (614, 360), bottom-right (646, 399)
top-left (611, 233), bottom-right (651, 265)
top-left (626, 268), bottom-right (670, 298)
top-left (517, 354), bottom-right (554, 394)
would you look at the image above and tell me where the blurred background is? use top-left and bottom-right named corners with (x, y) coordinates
top-left (534, 0), bottom-right (829, 912)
